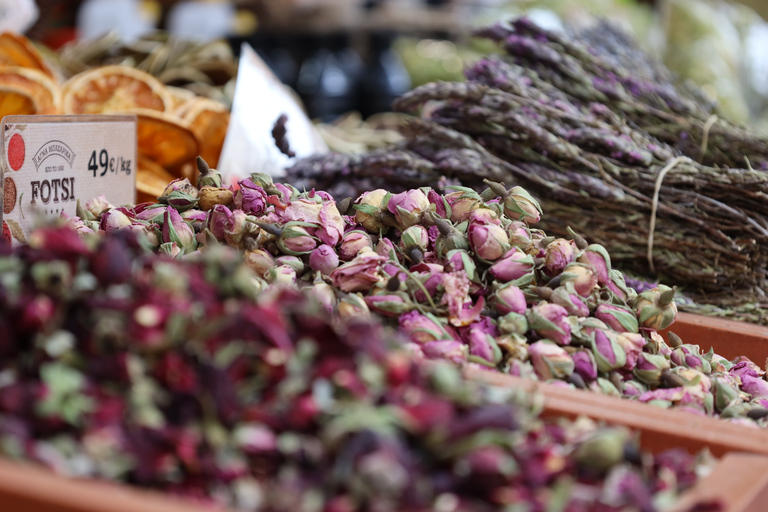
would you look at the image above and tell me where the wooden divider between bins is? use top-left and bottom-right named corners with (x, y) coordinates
top-left (662, 312), bottom-right (768, 364)
top-left (464, 367), bottom-right (768, 457)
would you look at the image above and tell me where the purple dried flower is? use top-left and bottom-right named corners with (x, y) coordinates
top-left (422, 340), bottom-right (467, 365)
top-left (330, 250), bottom-right (387, 293)
top-left (741, 375), bottom-right (768, 399)
top-left (489, 247), bottom-right (535, 282)
top-left (528, 302), bottom-right (571, 345)
top-left (544, 238), bottom-right (575, 275)
top-left (234, 178), bottom-right (268, 215)
top-left (387, 189), bottom-right (430, 229)
top-left (528, 341), bottom-right (574, 380)
top-left (595, 304), bottom-right (639, 333)
top-left (493, 283), bottom-right (526, 315)
top-left (399, 311), bottom-right (448, 344)
top-left (591, 328), bottom-right (627, 372)
top-left (162, 206), bottom-right (197, 253)
top-left (572, 349), bottom-right (598, 382)
top-left (560, 262), bottom-right (598, 297)
top-left (339, 230), bottom-right (373, 261)
top-left (309, 244), bottom-right (340, 275)
top-left (468, 223), bottom-right (509, 262)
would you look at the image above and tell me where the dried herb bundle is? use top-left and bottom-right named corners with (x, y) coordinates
top-left (285, 18), bottom-right (768, 314)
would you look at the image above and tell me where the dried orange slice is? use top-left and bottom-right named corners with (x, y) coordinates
top-left (61, 65), bottom-right (172, 115)
top-left (166, 86), bottom-right (197, 111)
top-left (175, 97), bottom-right (229, 168)
top-left (0, 67), bottom-right (60, 116)
top-left (127, 108), bottom-right (199, 171)
top-left (137, 155), bottom-right (177, 203)
top-left (0, 32), bottom-right (54, 79)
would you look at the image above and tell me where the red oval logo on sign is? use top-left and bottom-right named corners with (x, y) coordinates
top-left (8, 133), bottom-right (24, 171)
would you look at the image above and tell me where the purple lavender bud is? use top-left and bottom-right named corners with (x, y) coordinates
top-left (595, 304), bottom-right (639, 333)
top-left (399, 311), bottom-right (447, 344)
top-left (309, 244), bottom-right (340, 275)
top-left (489, 247), bottom-right (535, 282)
top-left (528, 303), bottom-right (571, 345)
top-left (544, 238), bottom-right (576, 275)
top-left (234, 178), bottom-right (268, 215)
top-left (572, 349), bottom-right (598, 381)
top-left (591, 328), bottom-right (627, 372)
top-left (528, 341), bottom-right (574, 380)
top-left (493, 283), bottom-right (526, 315)
top-left (339, 230), bottom-right (373, 261)
top-left (422, 340), bottom-right (467, 365)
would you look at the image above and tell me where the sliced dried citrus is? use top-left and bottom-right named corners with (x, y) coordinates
top-left (0, 67), bottom-right (60, 116)
top-left (175, 97), bottom-right (230, 167)
top-left (61, 65), bottom-right (172, 115)
top-left (0, 32), bottom-right (54, 79)
top-left (127, 108), bottom-right (199, 171)
top-left (166, 85), bottom-right (197, 111)
top-left (137, 155), bottom-right (177, 203)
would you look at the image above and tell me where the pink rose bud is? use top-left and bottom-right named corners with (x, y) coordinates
top-left (163, 206), bottom-right (197, 254)
top-left (234, 178), bottom-right (268, 215)
top-left (571, 349), bottom-right (598, 382)
top-left (205, 204), bottom-right (233, 242)
top-left (354, 189), bottom-right (390, 233)
top-left (422, 340), bottom-right (467, 365)
top-left (590, 328), bottom-right (627, 372)
top-left (399, 311), bottom-right (447, 344)
top-left (633, 353), bottom-right (671, 386)
top-left (162, 177), bottom-right (197, 197)
top-left (276, 222), bottom-right (318, 255)
top-left (445, 249), bottom-right (479, 282)
top-left (100, 208), bottom-right (133, 231)
top-left (607, 269), bottom-right (634, 302)
top-left (489, 247), bottom-right (535, 282)
top-left (85, 195), bottom-right (114, 218)
top-left (551, 284), bottom-right (589, 317)
top-left (364, 294), bottom-right (413, 317)
top-left (497, 312), bottom-right (528, 336)
top-left (623, 380), bottom-right (647, 397)
top-left (330, 250), bottom-right (387, 292)
top-left (493, 283), bottom-right (526, 315)
top-left (276, 255), bottom-right (304, 274)
top-left (399, 225), bottom-right (429, 251)
top-left (467, 328), bottom-right (500, 365)
top-left (316, 201), bottom-right (345, 246)
top-left (427, 189), bottom-right (448, 218)
top-left (633, 285), bottom-right (677, 330)
top-left (387, 189), bottom-right (430, 229)
top-left (506, 221), bottom-right (533, 251)
top-left (339, 230), bottom-right (373, 261)
top-left (338, 293), bottom-right (370, 319)
top-left (468, 207), bottom-right (501, 226)
top-left (528, 341), bottom-right (574, 380)
top-left (20, 295), bottom-right (56, 333)
top-left (559, 262), bottom-right (598, 297)
top-left (265, 264), bottom-right (296, 286)
top-left (528, 302), bottom-right (571, 346)
top-left (741, 375), bottom-right (768, 399)
top-left (503, 186), bottom-right (542, 224)
top-left (375, 237), bottom-right (396, 258)
top-left (730, 358), bottom-right (764, 379)
top-left (468, 223), bottom-right (509, 262)
top-left (244, 249), bottom-right (276, 277)
top-left (544, 239), bottom-right (576, 276)
top-left (159, 242), bottom-right (182, 258)
top-left (577, 244), bottom-right (612, 285)
top-left (616, 332), bottom-right (645, 370)
top-left (165, 188), bottom-right (199, 212)
top-left (445, 189), bottom-right (482, 223)
top-left (309, 244), bottom-right (340, 275)
top-left (595, 304), bottom-right (638, 333)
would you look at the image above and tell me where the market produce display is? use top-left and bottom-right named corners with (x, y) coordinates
top-left (0, 31), bottom-right (231, 203)
top-left (0, 225), bottom-right (714, 511)
top-left (284, 18), bottom-right (768, 322)
top-left (57, 158), bottom-right (768, 428)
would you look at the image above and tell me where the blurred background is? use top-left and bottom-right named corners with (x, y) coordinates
top-left (24, 0), bottom-right (768, 141)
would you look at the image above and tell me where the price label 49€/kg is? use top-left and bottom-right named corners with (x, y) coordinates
top-left (1, 115), bottom-right (137, 244)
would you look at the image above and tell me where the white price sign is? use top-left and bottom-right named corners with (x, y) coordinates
top-left (1, 115), bottom-right (137, 244)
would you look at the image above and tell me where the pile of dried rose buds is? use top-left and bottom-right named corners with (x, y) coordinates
top-left (0, 226), bottom-right (712, 511)
top-left (65, 159), bottom-right (768, 426)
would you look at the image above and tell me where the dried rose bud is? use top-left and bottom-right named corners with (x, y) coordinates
top-left (712, 376), bottom-right (742, 412)
top-left (163, 206), bottom-right (197, 254)
top-left (427, 188), bottom-right (449, 218)
top-left (503, 186), bottom-right (542, 224)
top-left (551, 284), bottom-right (589, 317)
top-left (244, 249), bottom-right (276, 276)
top-left (284, 199), bottom-right (345, 247)
top-left (165, 188), bottom-right (199, 212)
top-left (339, 230), bottom-right (373, 261)
top-left (275, 222), bottom-right (318, 255)
top-left (375, 237), bottom-right (396, 258)
top-left (205, 204), bottom-right (233, 242)
top-left (591, 377), bottom-right (622, 397)
top-left (616, 332), bottom-right (646, 370)
top-left (338, 293), bottom-right (370, 319)
top-left (607, 269), bottom-right (634, 302)
top-left (573, 428), bottom-right (630, 474)
top-left (162, 177), bottom-right (198, 198)
top-left (670, 345), bottom-right (710, 373)
top-left (468, 328), bottom-right (501, 365)
top-left (354, 189), bottom-right (390, 233)
top-left (623, 380), bottom-right (647, 397)
top-left (633, 353), bottom-right (671, 386)
top-left (330, 250), bottom-right (387, 293)
top-left (234, 179), bottom-right (268, 216)
top-left (432, 216), bottom-right (469, 259)
top-left (595, 304), bottom-right (639, 333)
top-left (577, 244), bottom-right (612, 285)
top-left (544, 239), bottom-right (576, 276)
top-left (497, 312), bottom-right (528, 336)
top-left (159, 241), bottom-right (182, 258)
top-left (20, 294), bottom-right (56, 333)
top-left (265, 264), bottom-right (296, 285)
top-left (100, 208), bottom-right (133, 231)
top-left (399, 311), bottom-right (447, 344)
top-left (85, 195), bottom-right (114, 218)
top-left (400, 225), bottom-right (429, 252)
top-left (224, 210), bottom-right (256, 247)
top-left (506, 221), bottom-right (533, 251)
top-left (422, 340), bottom-right (467, 365)
top-left (198, 186), bottom-right (234, 211)
top-left (493, 283), bottom-right (526, 315)
top-left (590, 328), bottom-right (627, 372)
top-left (528, 341), bottom-right (574, 380)
top-left (468, 223), bottom-right (509, 262)
top-left (445, 190), bottom-right (482, 223)
top-left (365, 293), bottom-right (413, 317)
top-left (489, 247), bottom-right (535, 282)
top-left (572, 349), bottom-right (598, 382)
top-left (387, 189), bottom-right (430, 229)
top-left (468, 207), bottom-right (501, 226)
top-left (445, 249), bottom-right (479, 283)
top-left (309, 244), bottom-right (339, 275)
top-left (528, 302), bottom-right (571, 346)
top-left (741, 375), bottom-right (768, 399)
top-left (276, 255), bottom-right (304, 274)
top-left (559, 262), bottom-right (598, 297)
top-left (633, 284), bottom-right (677, 330)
